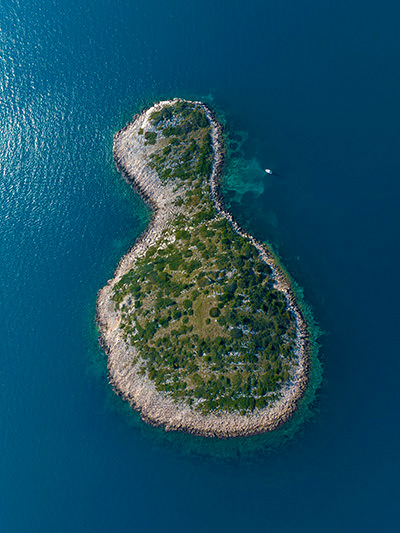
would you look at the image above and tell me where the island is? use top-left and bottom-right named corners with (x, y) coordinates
top-left (96, 98), bottom-right (310, 438)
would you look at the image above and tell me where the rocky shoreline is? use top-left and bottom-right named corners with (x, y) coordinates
top-left (96, 99), bottom-right (311, 438)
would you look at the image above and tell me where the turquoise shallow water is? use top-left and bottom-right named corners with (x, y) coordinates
top-left (1, 0), bottom-right (399, 531)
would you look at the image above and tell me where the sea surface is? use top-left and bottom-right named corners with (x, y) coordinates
top-left (1, 0), bottom-right (399, 531)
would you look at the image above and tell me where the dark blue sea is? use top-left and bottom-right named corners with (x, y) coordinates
top-left (1, 0), bottom-right (399, 531)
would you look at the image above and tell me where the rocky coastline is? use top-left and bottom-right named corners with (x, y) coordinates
top-left (96, 99), bottom-right (311, 438)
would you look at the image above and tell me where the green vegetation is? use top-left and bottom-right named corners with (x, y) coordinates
top-left (144, 131), bottom-right (157, 145)
top-left (113, 100), bottom-right (297, 415)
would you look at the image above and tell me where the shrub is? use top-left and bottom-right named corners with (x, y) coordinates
top-left (144, 131), bottom-right (157, 144)
top-left (183, 260), bottom-right (201, 274)
top-left (231, 328), bottom-right (243, 339)
top-left (183, 299), bottom-right (193, 309)
top-left (172, 309), bottom-right (182, 320)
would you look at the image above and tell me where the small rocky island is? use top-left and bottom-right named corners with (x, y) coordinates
top-left (97, 99), bottom-right (310, 437)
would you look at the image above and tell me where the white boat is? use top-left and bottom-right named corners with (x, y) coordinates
top-left (265, 168), bottom-right (272, 174)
